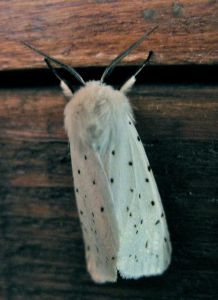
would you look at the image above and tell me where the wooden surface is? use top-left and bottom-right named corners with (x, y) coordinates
top-left (0, 85), bottom-right (217, 299)
top-left (0, 0), bottom-right (218, 70)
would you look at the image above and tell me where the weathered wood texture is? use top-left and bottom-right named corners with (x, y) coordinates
top-left (0, 85), bottom-right (217, 299)
top-left (0, 0), bottom-right (218, 70)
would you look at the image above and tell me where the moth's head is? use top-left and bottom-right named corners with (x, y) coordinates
top-left (61, 79), bottom-right (125, 105)
top-left (63, 79), bottom-right (131, 147)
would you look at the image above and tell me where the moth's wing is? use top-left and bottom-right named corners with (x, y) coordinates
top-left (105, 117), bottom-right (172, 279)
top-left (70, 141), bottom-right (119, 283)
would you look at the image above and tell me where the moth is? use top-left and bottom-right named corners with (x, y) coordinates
top-left (24, 27), bottom-right (171, 283)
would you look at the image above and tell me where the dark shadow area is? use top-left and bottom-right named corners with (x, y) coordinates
top-left (0, 64), bottom-right (218, 89)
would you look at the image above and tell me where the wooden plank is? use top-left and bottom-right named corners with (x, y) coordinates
top-left (0, 85), bottom-right (218, 142)
top-left (0, 85), bottom-right (217, 299)
top-left (0, 0), bottom-right (218, 70)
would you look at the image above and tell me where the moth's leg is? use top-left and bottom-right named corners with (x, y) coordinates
top-left (59, 143), bottom-right (71, 163)
top-left (45, 58), bottom-right (75, 94)
top-left (120, 51), bottom-right (153, 93)
top-left (132, 51), bottom-right (153, 79)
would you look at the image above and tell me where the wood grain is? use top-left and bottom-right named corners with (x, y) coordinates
top-left (0, 0), bottom-right (218, 71)
top-left (0, 85), bottom-right (217, 299)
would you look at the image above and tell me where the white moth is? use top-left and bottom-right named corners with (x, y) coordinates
top-left (24, 28), bottom-right (171, 283)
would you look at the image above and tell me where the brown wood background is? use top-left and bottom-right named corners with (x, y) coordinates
top-left (1, 86), bottom-right (218, 299)
top-left (0, 0), bottom-right (218, 70)
top-left (0, 1), bottom-right (218, 299)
